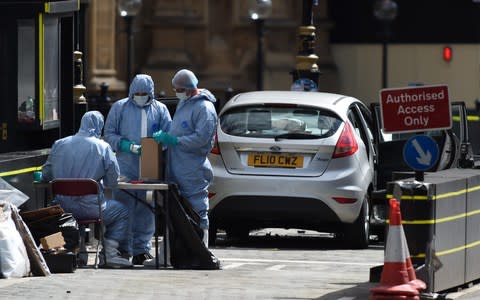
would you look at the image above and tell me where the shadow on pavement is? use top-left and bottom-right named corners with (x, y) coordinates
top-left (312, 281), bottom-right (377, 300)
top-left (213, 229), bottom-right (385, 252)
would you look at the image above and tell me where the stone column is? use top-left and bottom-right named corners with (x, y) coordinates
top-left (87, 0), bottom-right (126, 94)
top-left (141, 1), bottom-right (207, 96)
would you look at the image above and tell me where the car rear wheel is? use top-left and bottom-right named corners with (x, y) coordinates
top-left (344, 198), bottom-right (370, 249)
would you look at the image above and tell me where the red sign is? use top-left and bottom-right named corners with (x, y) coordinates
top-left (379, 85), bottom-right (451, 133)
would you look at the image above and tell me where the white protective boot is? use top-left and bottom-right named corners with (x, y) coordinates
top-left (202, 229), bottom-right (209, 248)
top-left (102, 239), bottom-right (133, 268)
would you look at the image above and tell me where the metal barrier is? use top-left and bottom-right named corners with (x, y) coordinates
top-left (0, 149), bottom-right (50, 211)
top-left (386, 168), bottom-right (480, 292)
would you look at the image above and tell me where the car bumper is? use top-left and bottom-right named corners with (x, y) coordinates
top-left (209, 163), bottom-right (371, 225)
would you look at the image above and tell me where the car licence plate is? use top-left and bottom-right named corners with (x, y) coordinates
top-left (247, 153), bottom-right (303, 168)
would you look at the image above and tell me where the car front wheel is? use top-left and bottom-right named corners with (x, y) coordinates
top-left (226, 227), bottom-right (250, 241)
top-left (208, 224), bottom-right (218, 246)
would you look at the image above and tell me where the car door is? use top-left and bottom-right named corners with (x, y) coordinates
top-left (347, 102), bottom-right (375, 186)
top-left (370, 101), bottom-right (472, 190)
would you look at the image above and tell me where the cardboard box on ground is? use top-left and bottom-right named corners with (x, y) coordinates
top-left (140, 138), bottom-right (164, 181)
top-left (20, 206), bottom-right (78, 274)
top-left (40, 232), bottom-right (65, 250)
top-left (40, 230), bottom-right (76, 273)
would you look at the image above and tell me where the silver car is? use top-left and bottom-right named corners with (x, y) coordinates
top-left (208, 91), bottom-right (375, 249)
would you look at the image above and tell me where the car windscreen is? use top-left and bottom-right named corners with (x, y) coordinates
top-left (220, 104), bottom-right (342, 138)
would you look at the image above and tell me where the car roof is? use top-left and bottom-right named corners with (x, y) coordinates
top-left (222, 91), bottom-right (359, 114)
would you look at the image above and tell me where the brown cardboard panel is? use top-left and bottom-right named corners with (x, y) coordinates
top-left (140, 138), bottom-right (163, 181)
top-left (40, 231), bottom-right (65, 250)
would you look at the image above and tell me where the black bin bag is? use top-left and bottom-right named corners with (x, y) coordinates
top-left (168, 185), bottom-right (221, 270)
top-left (20, 205), bottom-right (79, 251)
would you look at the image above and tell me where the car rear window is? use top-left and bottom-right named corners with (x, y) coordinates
top-left (220, 104), bottom-right (342, 138)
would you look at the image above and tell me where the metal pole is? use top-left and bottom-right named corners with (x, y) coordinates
top-left (381, 22), bottom-right (390, 89)
top-left (256, 18), bottom-right (265, 91)
top-left (291, 0), bottom-right (319, 88)
top-left (382, 40), bottom-right (387, 89)
top-left (302, 0), bottom-right (313, 26)
top-left (75, 10), bottom-right (80, 51)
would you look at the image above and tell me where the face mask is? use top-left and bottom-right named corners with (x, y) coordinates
top-left (176, 92), bottom-right (189, 101)
top-left (133, 95), bottom-right (149, 106)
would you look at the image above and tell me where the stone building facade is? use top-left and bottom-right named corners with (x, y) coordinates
top-left (85, 0), bottom-right (338, 106)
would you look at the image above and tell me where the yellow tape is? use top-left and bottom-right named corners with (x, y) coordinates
top-left (452, 115), bottom-right (480, 122)
top-left (412, 240), bottom-right (480, 259)
top-left (386, 210), bottom-right (480, 225)
top-left (401, 212), bottom-right (470, 225)
top-left (0, 166), bottom-right (42, 177)
top-left (467, 115), bottom-right (480, 122)
top-left (385, 184), bottom-right (480, 225)
top-left (387, 184), bottom-right (480, 202)
top-left (386, 194), bottom-right (429, 200)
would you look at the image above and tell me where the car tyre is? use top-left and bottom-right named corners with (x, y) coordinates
top-left (208, 225), bottom-right (217, 246)
top-left (344, 199), bottom-right (370, 249)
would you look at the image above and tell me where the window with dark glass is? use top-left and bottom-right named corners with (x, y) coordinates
top-left (43, 15), bottom-right (60, 128)
top-left (17, 15), bottom-right (60, 129)
top-left (17, 19), bottom-right (35, 125)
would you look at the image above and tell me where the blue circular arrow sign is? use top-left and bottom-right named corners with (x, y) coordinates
top-left (403, 135), bottom-right (440, 171)
top-left (290, 78), bottom-right (318, 92)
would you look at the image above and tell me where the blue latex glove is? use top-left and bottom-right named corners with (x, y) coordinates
top-left (153, 130), bottom-right (178, 145)
top-left (119, 138), bottom-right (132, 153)
top-left (119, 138), bottom-right (141, 155)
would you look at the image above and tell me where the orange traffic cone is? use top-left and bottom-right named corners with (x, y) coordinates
top-left (405, 250), bottom-right (427, 292)
top-left (369, 198), bottom-right (426, 300)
